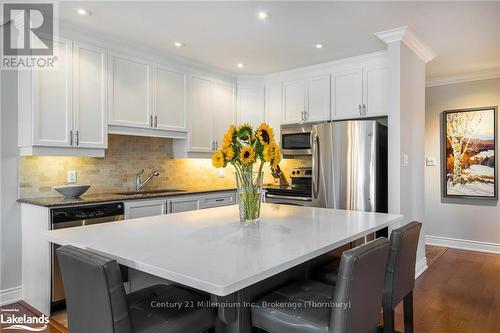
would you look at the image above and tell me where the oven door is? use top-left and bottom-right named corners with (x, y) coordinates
top-left (281, 125), bottom-right (313, 156)
top-left (265, 193), bottom-right (313, 206)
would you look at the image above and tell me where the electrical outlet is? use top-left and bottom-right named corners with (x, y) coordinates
top-left (217, 168), bottom-right (226, 178)
top-left (426, 157), bottom-right (437, 166)
top-left (402, 154), bottom-right (409, 167)
top-left (67, 170), bottom-right (77, 184)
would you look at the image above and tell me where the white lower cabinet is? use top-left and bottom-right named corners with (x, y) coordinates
top-left (166, 196), bottom-right (201, 213)
top-left (124, 191), bottom-right (236, 218)
top-left (124, 199), bottom-right (167, 219)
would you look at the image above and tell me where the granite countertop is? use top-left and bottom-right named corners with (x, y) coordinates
top-left (18, 187), bottom-right (237, 208)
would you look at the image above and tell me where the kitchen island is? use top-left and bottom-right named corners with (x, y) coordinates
top-left (42, 203), bottom-right (402, 332)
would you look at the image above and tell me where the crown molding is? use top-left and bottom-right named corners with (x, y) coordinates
top-left (426, 69), bottom-right (500, 87)
top-left (375, 26), bottom-right (436, 63)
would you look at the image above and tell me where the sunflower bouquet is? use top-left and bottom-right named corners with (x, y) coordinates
top-left (212, 123), bottom-right (281, 222)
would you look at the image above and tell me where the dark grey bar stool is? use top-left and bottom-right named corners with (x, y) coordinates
top-left (57, 245), bottom-right (215, 333)
top-left (251, 237), bottom-right (391, 333)
top-left (315, 222), bottom-right (422, 333)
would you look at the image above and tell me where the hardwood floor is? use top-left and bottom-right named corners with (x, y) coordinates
top-left (2, 248), bottom-right (498, 333)
top-left (393, 248), bottom-right (500, 333)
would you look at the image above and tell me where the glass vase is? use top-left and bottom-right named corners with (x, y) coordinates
top-left (236, 171), bottom-right (263, 223)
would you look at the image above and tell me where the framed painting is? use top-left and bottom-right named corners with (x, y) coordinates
top-left (442, 106), bottom-right (497, 199)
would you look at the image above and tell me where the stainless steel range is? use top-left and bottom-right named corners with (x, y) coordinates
top-left (264, 167), bottom-right (313, 206)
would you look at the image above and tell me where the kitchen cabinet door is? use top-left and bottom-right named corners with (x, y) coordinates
top-left (282, 80), bottom-right (305, 124)
top-left (109, 52), bottom-right (152, 128)
top-left (265, 83), bottom-right (282, 144)
top-left (32, 37), bottom-right (73, 147)
top-left (154, 65), bottom-right (187, 131)
top-left (331, 69), bottom-right (363, 119)
top-left (73, 42), bottom-right (107, 148)
top-left (201, 192), bottom-right (236, 209)
top-left (167, 197), bottom-right (201, 213)
top-left (363, 66), bottom-right (388, 117)
top-left (306, 75), bottom-right (330, 122)
top-left (125, 199), bottom-right (166, 219)
top-left (213, 81), bottom-right (236, 150)
top-left (188, 75), bottom-right (213, 152)
top-left (237, 85), bottom-right (265, 126)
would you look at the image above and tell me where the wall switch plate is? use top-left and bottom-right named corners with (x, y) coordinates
top-left (67, 170), bottom-right (77, 183)
top-left (402, 154), bottom-right (409, 167)
top-left (426, 157), bottom-right (437, 166)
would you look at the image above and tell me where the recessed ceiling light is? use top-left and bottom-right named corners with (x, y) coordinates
top-left (257, 11), bottom-right (270, 21)
top-left (76, 8), bottom-right (91, 16)
top-left (237, 63), bottom-right (245, 68)
top-left (315, 44), bottom-right (324, 49)
top-left (174, 42), bottom-right (184, 48)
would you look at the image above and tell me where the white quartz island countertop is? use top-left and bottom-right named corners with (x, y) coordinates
top-left (44, 204), bottom-right (403, 296)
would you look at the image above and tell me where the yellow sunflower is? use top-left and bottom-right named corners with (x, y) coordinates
top-left (212, 150), bottom-right (225, 168)
top-left (271, 143), bottom-right (282, 167)
top-left (239, 146), bottom-right (256, 165)
top-left (237, 124), bottom-right (253, 142)
top-left (256, 123), bottom-right (274, 146)
top-left (222, 125), bottom-right (237, 148)
top-left (223, 147), bottom-right (235, 161)
top-left (263, 144), bottom-right (273, 162)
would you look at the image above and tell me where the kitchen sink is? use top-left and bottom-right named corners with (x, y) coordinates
top-left (115, 189), bottom-right (187, 196)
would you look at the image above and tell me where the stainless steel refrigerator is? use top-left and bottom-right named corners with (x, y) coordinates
top-left (311, 120), bottom-right (388, 212)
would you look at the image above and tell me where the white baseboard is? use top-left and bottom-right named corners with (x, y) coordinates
top-left (426, 235), bottom-right (500, 255)
top-left (415, 257), bottom-right (428, 279)
top-left (0, 285), bottom-right (22, 306)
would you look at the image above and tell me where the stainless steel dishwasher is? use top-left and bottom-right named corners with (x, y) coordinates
top-left (50, 202), bottom-right (124, 312)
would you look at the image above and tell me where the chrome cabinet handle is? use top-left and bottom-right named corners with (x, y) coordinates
top-left (76, 131), bottom-right (79, 146)
top-left (154, 115), bottom-right (158, 128)
top-left (150, 115), bottom-right (153, 127)
top-left (362, 104), bottom-right (367, 116)
top-left (359, 104), bottom-right (362, 116)
top-left (70, 130), bottom-right (73, 146)
top-left (215, 141), bottom-right (218, 150)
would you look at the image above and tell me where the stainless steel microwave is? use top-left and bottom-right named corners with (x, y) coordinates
top-left (280, 123), bottom-right (315, 156)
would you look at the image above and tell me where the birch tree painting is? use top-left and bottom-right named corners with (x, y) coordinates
top-left (444, 107), bottom-right (497, 198)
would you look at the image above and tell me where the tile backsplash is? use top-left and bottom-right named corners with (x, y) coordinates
top-left (19, 134), bottom-right (310, 198)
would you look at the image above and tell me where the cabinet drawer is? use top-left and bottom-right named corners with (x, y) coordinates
top-left (201, 193), bottom-right (235, 209)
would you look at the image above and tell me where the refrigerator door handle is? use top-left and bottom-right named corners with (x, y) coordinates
top-left (312, 134), bottom-right (320, 198)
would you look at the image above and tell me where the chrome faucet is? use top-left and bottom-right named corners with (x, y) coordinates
top-left (136, 169), bottom-right (160, 192)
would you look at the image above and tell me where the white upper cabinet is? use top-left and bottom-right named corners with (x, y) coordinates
top-left (363, 66), bottom-right (388, 117)
top-left (331, 68), bottom-right (363, 119)
top-left (237, 85), bottom-right (265, 126)
top-left (282, 80), bottom-right (305, 124)
top-left (73, 42), bottom-right (107, 148)
top-left (33, 37), bottom-right (73, 147)
top-left (306, 75), bottom-right (330, 122)
top-left (282, 75), bottom-right (330, 123)
top-left (188, 75), bottom-right (213, 152)
top-left (332, 65), bottom-right (388, 119)
top-left (108, 53), bottom-right (152, 128)
top-left (265, 82), bottom-right (282, 144)
top-left (18, 38), bottom-right (107, 156)
top-left (213, 81), bottom-right (236, 150)
top-left (154, 65), bottom-right (187, 131)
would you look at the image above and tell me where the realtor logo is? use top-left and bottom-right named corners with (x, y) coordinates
top-left (1, 2), bottom-right (58, 69)
top-left (3, 3), bottom-right (53, 55)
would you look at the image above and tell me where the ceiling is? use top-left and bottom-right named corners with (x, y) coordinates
top-left (59, 1), bottom-right (500, 78)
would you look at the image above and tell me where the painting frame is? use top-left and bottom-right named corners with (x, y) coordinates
top-left (442, 106), bottom-right (498, 200)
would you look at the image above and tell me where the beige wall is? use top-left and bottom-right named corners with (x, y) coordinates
top-left (425, 78), bottom-right (500, 245)
top-left (20, 134), bottom-right (309, 198)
